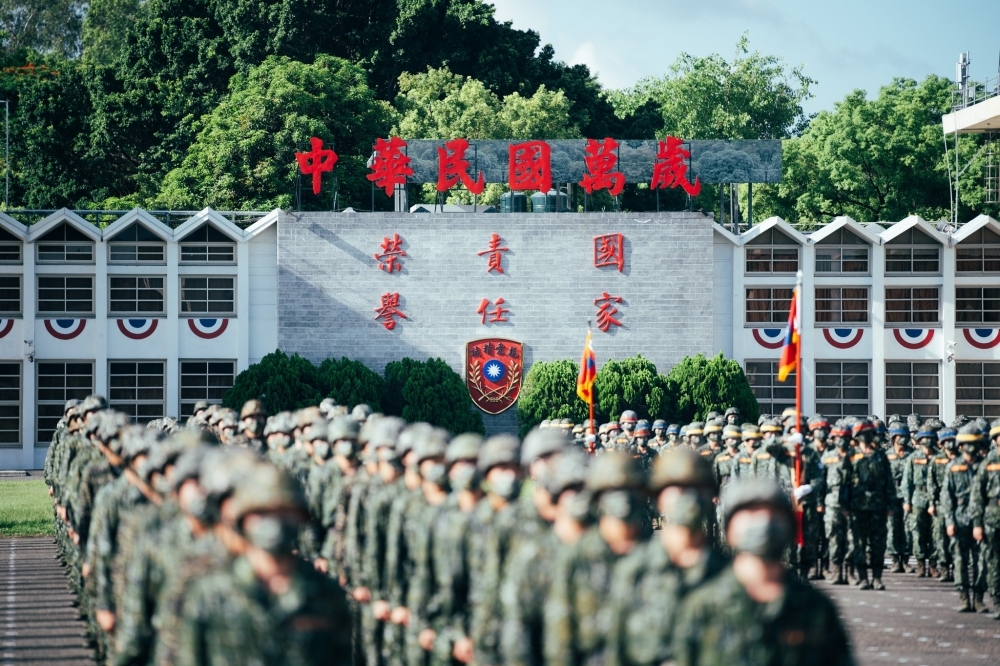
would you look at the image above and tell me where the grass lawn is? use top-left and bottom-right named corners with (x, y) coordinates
top-left (0, 480), bottom-right (54, 537)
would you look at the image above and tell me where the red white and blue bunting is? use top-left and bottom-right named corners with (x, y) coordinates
top-left (0, 319), bottom-right (13, 340)
top-left (893, 328), bottom-right (934, 350)
top-left (44, 319), bottom-right (86, 341)
top-left (822, 328), bottom-right (864, 349)
top-left (187, 318), bottom-right (229, 339)
top-left (751, 328), bottom-right (785, 350)
top-left (117, 318), bottom-right (158, 340)
top-left (963, 328), bottom-right (1000, 350)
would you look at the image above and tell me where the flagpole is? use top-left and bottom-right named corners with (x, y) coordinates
top-left (793, 270), bottom-right (804, 548)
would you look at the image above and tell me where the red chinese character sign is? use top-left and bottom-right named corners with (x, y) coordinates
top-left (593, 233), bottom-right (624, 272)
top-left (466, 339), bottom-right (523, 415)
top-left (375, 234), bottom-right (406, 272)
top-left (509, 141), bottom-right (552, 193)
top-left (295, 137), bottom-right (338, 195)
top-left (437, 138), bottom-right (485, 195)
top-left (594, 292), bottom-right (624, 332)
top-left (477, 297), bottom-right (509, 324)
top-left (651, 136), bottom-right (701, 196)
top-left (374, 293), bottom-right (406, 330)
top-left (368, 137), bottom-right (414, 197)
top-left (579, 138), bottom-right (625, 196)
top-left (477, 233), bottom-right (509, 274)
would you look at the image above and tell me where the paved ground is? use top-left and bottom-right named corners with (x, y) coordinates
top-left (1, 538), bottom-right (999, 665)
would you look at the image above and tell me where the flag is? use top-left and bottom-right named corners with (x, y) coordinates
top-left (576, 330), bottom-right (597, 402)
top-left (777, 286), bottom-right (800, 382)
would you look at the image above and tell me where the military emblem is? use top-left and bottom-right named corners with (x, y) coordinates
top-left (466, 338), bottom-right (523, 415)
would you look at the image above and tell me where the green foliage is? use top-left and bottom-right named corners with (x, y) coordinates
top-left (317, 357), bottom-right (384, 413)
top-left (755, 75), bottom-right (964, 224)
top-left (516, 359), bottom-right (590, 437)
top-left (223, 350), bottom-right (325, 415)
top-left (156, 55), bottom-right (393, 210)
top-left (0, 0), bottom-right (84, 58)
top-left (593, 355), bottom-right (673, 423)
top-left (383, 358), bottom-right (484, 435)
top-left (82, 0), bottom-right (142, 65)
top-left (664, 352), bottom-right (759, 424)
top-left (0, 480), bottom-right (54, 537)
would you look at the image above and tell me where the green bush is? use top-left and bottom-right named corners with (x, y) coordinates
top-left (318, 357), bottom-right (384, 412)
top-left (383, 358), bottom-right (484, 435)
top-left (224, 350), bottom-right (325, 415)
top-left (516, 359), bottom-right (590, 437)
top-left (665, 352), bottom-right (759, 424)
top-left (594, 355), bottom-right (673, 423)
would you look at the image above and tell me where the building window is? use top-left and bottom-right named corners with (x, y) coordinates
top-left (815, 246), bottom-right (869, 274)
top-left (0, 275), bottom-right (20, 315)
top-left (109, 276), bottom-right (165, 315)
top-left (745, 360), bottom-right (795, 416)
top-left (956, 362), bottom-right (1000, 420)
top-left (178, 225), bottom-right (236, 264)
top-left (180, 277), bottom-right (235, 315)
top-left (37, 276), bottom-right (94, 315)
top-left (956, 227), bottom-right (1000, 273)
top-left (180, 360), bottom-right (235, 419)
top-left (815, 287), bottom-right (869, 324)
top-left (107, 223), bottom-right (166, 264)
top-left (745, 288), bottom-right (793, 324)
top-left (0, 225), bottom-right (21, 264)
top-left (884, 227), bottom-right (940, 274)
top-left (37, 361), bottom-right (93, 446)
top-left (0, 363), bottom-right (19, 448)
top-left (885, 362), bottom-right (939, 418)
top-left (36, 223), bottom-right (94, 263)
top-left (956, 287), bottom-right (1000, 324)
top-left (744, 228), bottom-right (799, 274)
top-left (885, 287), bottom-right (939, 325)
top-left (109, 361), bottom-right (165, 423)
top-left (815, 361), bottom-right (869, 417)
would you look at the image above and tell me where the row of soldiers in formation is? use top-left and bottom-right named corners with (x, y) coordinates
top-left (43, 394), bottom-right (857, 666)
top-left (562, 406), bottom-right (1000, 615)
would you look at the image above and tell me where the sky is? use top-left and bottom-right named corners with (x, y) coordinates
top-left (490, 0), bottom-right (1000, 114)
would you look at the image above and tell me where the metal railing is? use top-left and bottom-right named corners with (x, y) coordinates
top-left (952, 74), bottom-right (1000, 112)
top-left (2, 209), bottom-right (272, 229)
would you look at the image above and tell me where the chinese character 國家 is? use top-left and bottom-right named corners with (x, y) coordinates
top-left (477, 233), bottom-right (509, 274)
top-left (367, 136), bottom-right (414, 197)
top-left (593, 233), bottom-right (625, 272)
top-left (508, 140), bottom-right (552, 193)
top-left (594, 292), bottom-right (623, 332)
top-left (477, 298), bottom-right (510, 325)
top-left (295, 137), bottom-right (338, 195)
top-left (650, 136), bottom-right (701, 196)
top-left (374, 292), bottom-right (407, 330)
top-left (579, 138), bottom-right (625, 196)
top-left (437, 138), bottom-right (486, 195)
top-left (374, 234), bottom-right (406, 273)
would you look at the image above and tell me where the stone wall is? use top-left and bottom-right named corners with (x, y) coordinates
top-left (278, 211), bottom-right (716, 434)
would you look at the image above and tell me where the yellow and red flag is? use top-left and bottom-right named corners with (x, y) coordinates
top-left (576, 330), bottom-right (597, 402)
top-left (777, 286), bottom-right (800, 382)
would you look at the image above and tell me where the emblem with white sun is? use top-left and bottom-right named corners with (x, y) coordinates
top-left (465, 338), bottom-right (524, 415)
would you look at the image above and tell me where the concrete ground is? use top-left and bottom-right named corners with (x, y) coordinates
top-left (1, 538), bottom-right (999, 666)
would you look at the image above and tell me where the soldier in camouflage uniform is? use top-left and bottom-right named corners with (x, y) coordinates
top-left (543, 452), bottom-right (647, 666)
top-left (322, 416), bottom-right (366, 587)
top-left (685, 422), bottom-right (705, 451)
top-left (902, 427), bottom-right (938, 577)
top-left (807, 415), bottom-right (831, 576)
top-left (730, 425), bottom-right (761, 481)
top-left (301, 418), bottom-right (333, 564)
top-left (941, 424), bottom-right (986, 612)
top-left (650, 420), bottom-right (668, 452)
top-left (672, 479), bottom-right (852, 666)
top-left (848, 419), bottom-right (895, 590)
top-left (265, 411), bottom-right (296, 471)
top-left (929, 427), bottom-right (959, 582)
top-left (697, 420), bottom-right (723, 464)
top-left (971, 418), bottom-right (1000, 619)
top-left (885, 421), bottom-right (912, 573)
top-left (823, 421), bottom-right (854, 585)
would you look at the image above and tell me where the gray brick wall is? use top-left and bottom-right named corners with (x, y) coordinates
top-left (278, 212), bottom-right (715, 434)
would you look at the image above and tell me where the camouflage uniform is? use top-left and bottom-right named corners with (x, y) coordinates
top-left (901, 431), bottom-right (937, 575)
top-left (940, 438), bottom-right (983, 609)
top-left (970, 434), bottom-right (1000, 618)
top-left (848, 442), bottom-right (894, 588)
top-left (928, 435), bottom-right (958, 579)
top-left (885, 429), bottom-right (912, 571)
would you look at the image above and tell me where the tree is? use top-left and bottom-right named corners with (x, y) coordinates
top-left (155, 54), bottom-right (394, 210)
top-left (223, 349), bottom-right (325, 415)
top-left (593, 355), bottom-right (672, 423)
top-left (382, 357), bottom-right (484, 435)
top-left (0, 0), bottom-right (84, 58)
top-left (755, 75), bottom-right (967, 224)
top-left (664, 352), bottom-right (759, 424)
top-left (82, 0), bottom-right (143, 65)
top-left (317, 357), bottom-right (384, 412)
top-left (516, 359), bottom-right (590, 437)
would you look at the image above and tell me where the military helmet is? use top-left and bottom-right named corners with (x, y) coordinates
top-left (571, 424), bottom-right (584, 436)
top-left (302, 418), bottom-right (329, 443)
top-left (172, 428), bottom-right (221, 449)
top-left (521, 426), bottom-right (569, 466)
top-left (652, 419), bottom-right (667, 430)
top-left (914, 426), bottom-right (937, 443)
top-left (703, 419), bottom-right (724, 435)
top-left (397, 422), bottom-right (434, 456)
top-left (620, 410), bottom-right (638, 425)
top-left (722, 424), bottom-right (742, 440)
top-left (414, 427), bottom-right (450, 464)
top-left (606, 420), bottom-right (621, 432)
top-left (351, 404), bottom-right (373, 422)
top-left (139, 440), bottom-right (184, 483)
top-left (446, 433), bottom-right (483, 464)
top-left (649, 448), bottom-right (716, 493)
top-left (586, 452), bottom-right (646, 492)
top-left (807, 415), bottom-right (829, 430)
top-left (706, 411), bottom-right (721, 421)
top-left (80, 394), bottom-right (109, 415)
top-left (64, 398), bottom-right (81, 416)
top-left (781, 406), bottom-right (797, 420)
top-left (199, 449), bottom-right (261, 521)
top-left (851, 418), bottom-right (875, 437)
top-left (666, 424), bottom-right (680, 436)
top-left (192, 400), bottom-right (210, 414)
top-left (170, 445), bottom-right (212, 493)
top-left (328, 416), bottom-right (361, 443)
top-left (829, 420), bottom-right (849, 438)
top-left (84, 409), bottom-right (110, 437)
top-left (295, 407), bottom-right (322, 429)
top-left (741, 424), bottom-right (762, 440)
top-left (97, 411), bottom-right (131, 444)
top-left (686, 422), bottom-right (704, 436)
top-left (477, 434), bottom-right (521, 472)
top-left (760, 419), bottom-right (783, 434)
top-left (724, 406), bottom-right (741, 418)
top-left (121, 425), bottom-right (165, 464)
top-left (229, 464), bottom-right (306, 520)
top-left (957, 423), bottom-right (984, 444)
top-left (540, 419), bottom-right (551, 429)
top-left (907, 413), bottom-right (922, 432)
top-left (368, 416), bottom-right (405, 449)
top-left (990, 418), bottom-right (1000, 439)
top-left (721, 479), bottom-right (793, 528)
top-left (318, 397), bottom-right (338, 416)
top-left (264, 412), bottom-right (295, 436)
top-left (240, 400), bottom-right (265, 420)
top-left (634, 420), bottom-right (651, 437)
top-left (887, 421), bottom-right (908, 438)
top-left (938, 427), bottom-right (957, 443)
top-left (358, 414), bottom-right (383, 444)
